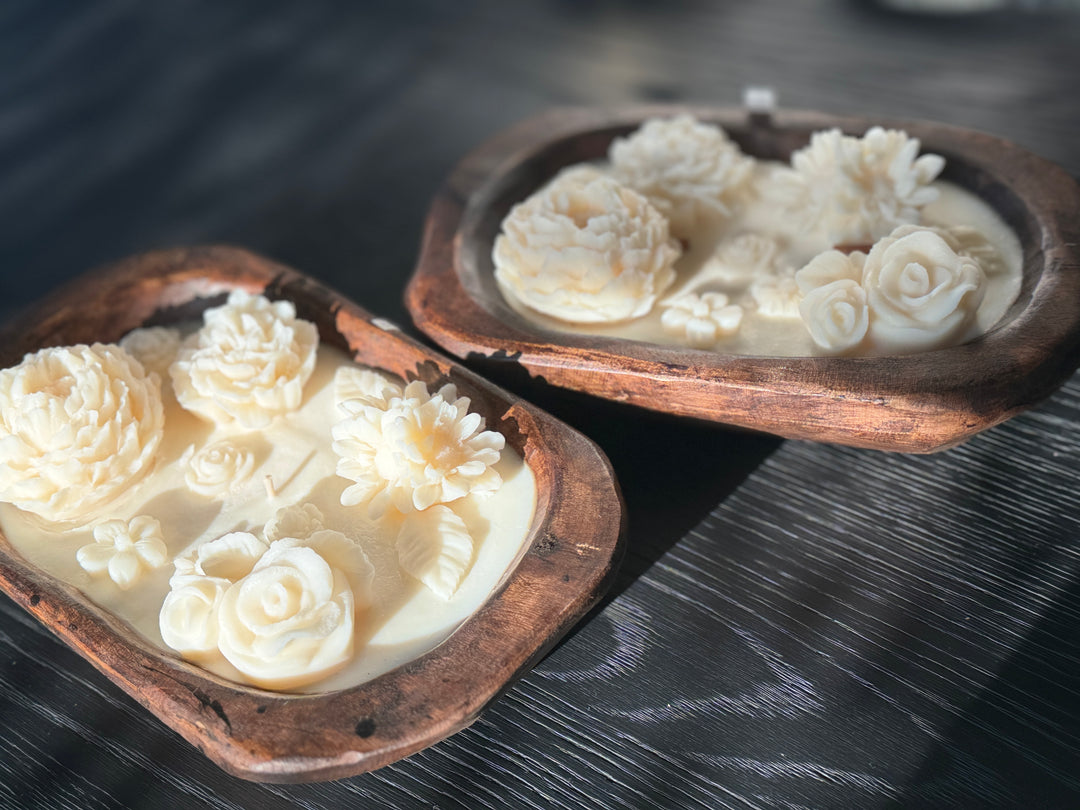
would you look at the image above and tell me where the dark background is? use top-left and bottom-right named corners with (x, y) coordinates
top-left (1, 2), bottom-right (1079, 807)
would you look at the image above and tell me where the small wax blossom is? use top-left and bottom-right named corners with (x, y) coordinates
top-left (749, 275), bottom-right (802, 320)
top-left (0, 343), bottom-right (164, 523)
top-left (77, 515), bottom-right (168, 590)
top-left (701, 233), bottom-right (782, 285)
top-left (493, 173), bottom-right (680, 324)
top-left (609, 114), bottom-right (754, 235)
top-left (660, 293), bottom-right (744, 347)
top-left (170, 290), bottom-right (318, 429)
top-left (332, 380), bottom-right (505, 519)
top-left (182, 440), bottom-right (256, 497)
top-left (774, 127), bottom-right (945, 246)
top-left (333, 366), bottom-right (403, 409)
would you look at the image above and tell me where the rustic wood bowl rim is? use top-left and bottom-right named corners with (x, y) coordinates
top-left (405, 104), bottom-right (1080, 452)
top-left (0, 246), bottom-right (626, 782)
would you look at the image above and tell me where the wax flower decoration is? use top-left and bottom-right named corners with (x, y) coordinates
top-left (182, 440), bottom-right (256, 497)
top-left (333, 365), bottom-right (403, 409)
top-left (773, 127), bottom-right (945, 246)
top-left (119, 326), bottom-right (182, 379)
top-left (609, 114), bottom-right (754, 235)
top-left (77, 515), bottom-right (168, 590)
top-left (796, 224), bottom-right (986, 354)
top-left (493, 173), bottom-right (680, 323)
top-left (332, 380), bottom-right (505, 519)
top-left (159, 508), bottom-right (374, 690)
top-left (170, 290), bottom-right (318, 429)
top-left (0, 343), bottom-right (164, 523)
top-left (660, 292), bottom-right (744, 347)
top-left (699, 233), bottom-right (783, 286)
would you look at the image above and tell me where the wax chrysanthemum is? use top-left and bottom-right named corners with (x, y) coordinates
top-left (332, 380), bottom-right (505, 519)
top-left (773, 127), bottom-right (945, 246)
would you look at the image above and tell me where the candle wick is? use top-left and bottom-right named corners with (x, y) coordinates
top-left (264, 475), bottom-right (276, 500)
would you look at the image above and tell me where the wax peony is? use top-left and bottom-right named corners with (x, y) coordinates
top-left (0, 343), bottom-right (164, 523)
top-left (493, 174), bottom-right (680, 323)
top-left (609, 114), bottom-right (754, 235)
top-left (170, 290), bottom-right (318, 428)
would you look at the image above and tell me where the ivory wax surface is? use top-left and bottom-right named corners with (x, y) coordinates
top-left (499, 168), bottom-right (1023, 357)
top-left (0, 344), bottom-right (537, 693)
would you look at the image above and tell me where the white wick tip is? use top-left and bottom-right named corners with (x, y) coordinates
top-left (743, 86), bottom-right (777, 114)
top-left (264, 475), bottom-right (276, 499)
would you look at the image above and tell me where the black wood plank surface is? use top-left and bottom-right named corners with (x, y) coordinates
top-left (1, 1), bottom-right (1079, 807)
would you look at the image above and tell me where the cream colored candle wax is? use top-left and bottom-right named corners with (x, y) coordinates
top-left (0, 292), bottom-right (536, 693)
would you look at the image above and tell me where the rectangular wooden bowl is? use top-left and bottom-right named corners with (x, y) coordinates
top-left (0, 246), bottom-right (625, 782)
top-left (406, 105), bottom-right (1080, 452)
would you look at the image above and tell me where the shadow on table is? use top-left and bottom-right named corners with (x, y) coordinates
top-left (464, 355), bottom-right (783, 605)
top-left (893, 568), bottom-right (1080, 807)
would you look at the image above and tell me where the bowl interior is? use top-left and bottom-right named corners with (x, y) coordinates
top-left (459, 115), bottom-right (1044, 354)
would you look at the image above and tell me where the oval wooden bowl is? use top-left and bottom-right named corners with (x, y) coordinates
top-left (0, 246), bottom-right (625, 782)
top-left (406, 105), bottom-right (1080, 452)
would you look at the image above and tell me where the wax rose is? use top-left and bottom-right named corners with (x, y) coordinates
top-left (182, 440), bottom-right (256, 497)
top-left (332, 380), bottom-right (505, 519)
top-left (160, 528), bottom-right (374, 689)
top-left (263, 502), bottom-right (325, 544)
top-left (215, 531), bottom-right (374, 689)
top-left (799, 280), bottom-right (870, 354)
top-left (493, 173), bottom-right (680, 324)
top-left (862, 225), bottom-right (985, 352)
top-left (795, 249), bottom-right (866, 296)
top-left (774, 127), bottom-right (945, 246)
top-left (0, 343), bottom-right (164, 523)
top-left (159, 575), bottom-right (230, 657)
top-left (795, 249), bottom-right (870, 353)
top-left (609, 114), bottom-right (754, 235)
top-left (170, 290), bottom-right (318, 428)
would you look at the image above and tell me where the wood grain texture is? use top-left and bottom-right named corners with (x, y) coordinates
top-left (3, 0), bottom-right (1080, 807)
top-left (406, 105), bottom-right (1080, 453)
top-left (0, 246), bottom-right (625, 782)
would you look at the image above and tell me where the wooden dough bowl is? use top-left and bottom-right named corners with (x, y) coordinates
top-left (405, 105), bottom-right (1080, 452)
top-left (0, 246), bottom-right (625, 782)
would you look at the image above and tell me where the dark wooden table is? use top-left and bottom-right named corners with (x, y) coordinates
top-left (2, 2), bottom-right (1079, 807)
